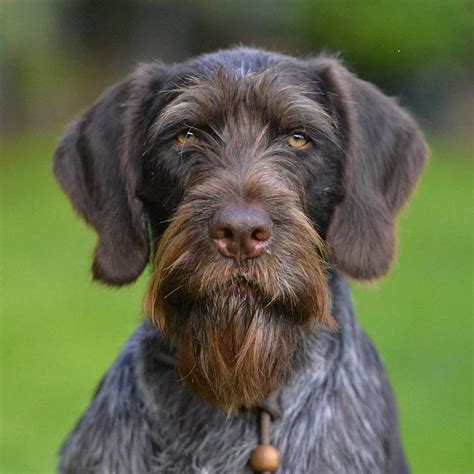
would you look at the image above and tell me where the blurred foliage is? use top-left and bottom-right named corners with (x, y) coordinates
top-left (0, 135), bottom-right (472, 472)
top-left (1, 0), bottom-right (473, 136)
top-left (291, 0), bottom-right (473, 78)
top-left (0, 1), bottom-right (473, 473)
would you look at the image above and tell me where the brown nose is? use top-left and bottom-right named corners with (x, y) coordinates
top-left (209, 204), bottom-right (272, 262)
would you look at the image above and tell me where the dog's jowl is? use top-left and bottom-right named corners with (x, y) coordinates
top-left (54, 48), bottom-right (427, 474)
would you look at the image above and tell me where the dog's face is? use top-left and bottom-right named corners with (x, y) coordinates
top-left (54, 48), bottom-right (427, 411)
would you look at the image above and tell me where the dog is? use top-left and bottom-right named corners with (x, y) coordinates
top-left (53, 47), bottom-right (427, 473)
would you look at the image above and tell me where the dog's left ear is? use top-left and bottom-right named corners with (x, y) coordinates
top-left (53, 64), bottom-right (167, 285)
top-left (310, 58), bottom-right (428, 280)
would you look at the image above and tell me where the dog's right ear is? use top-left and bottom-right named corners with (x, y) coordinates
top-left (53, 64), bottom-right (168, 285)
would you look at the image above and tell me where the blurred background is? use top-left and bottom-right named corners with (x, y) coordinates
top-left (1, 1), bottom-right (472, 472)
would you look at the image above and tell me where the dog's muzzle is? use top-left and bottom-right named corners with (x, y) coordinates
top-left (209, 203), bottom-right (272, 263)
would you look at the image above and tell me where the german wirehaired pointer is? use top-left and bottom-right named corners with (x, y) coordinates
top-left (54, 47), bottom-right (427, 473)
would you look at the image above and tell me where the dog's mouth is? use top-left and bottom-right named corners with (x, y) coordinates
top-left (227, 278), bottom-right (252, 297)
top-left (222, 269), bottom-right (263, 295)
top-left (208, 269), bottom-right (281, 309)
top-left (179, 271), bottom-right (264, 306)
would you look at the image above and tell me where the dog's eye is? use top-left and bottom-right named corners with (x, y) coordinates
top-left (287, 133), bottom-right (309, 148)
top-left (176, 131), bottom-right (197, 144)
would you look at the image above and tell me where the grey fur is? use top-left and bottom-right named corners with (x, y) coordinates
top-left (59, 272), bottom-right (409, 474)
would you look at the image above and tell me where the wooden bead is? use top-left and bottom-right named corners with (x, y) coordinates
top-left (250, 444), bottom-right (280, 472)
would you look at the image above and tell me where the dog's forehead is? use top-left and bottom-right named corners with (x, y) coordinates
top-left (153, 55), bottom-right (331, 137)
top-left (177, 68), bottom-right (306, 111)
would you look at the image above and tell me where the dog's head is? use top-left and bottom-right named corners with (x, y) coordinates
top-left (54, 48), bottom-right (427, 411)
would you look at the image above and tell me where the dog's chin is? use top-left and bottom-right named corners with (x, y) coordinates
top-left (162, 286), bottom-right (302, 413)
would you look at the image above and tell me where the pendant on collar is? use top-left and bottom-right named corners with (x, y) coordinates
top-left (250, 390), bottom-right (281, 473)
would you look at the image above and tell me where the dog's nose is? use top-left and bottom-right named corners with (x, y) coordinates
top-left (209, 204), bottom-right (272, 262)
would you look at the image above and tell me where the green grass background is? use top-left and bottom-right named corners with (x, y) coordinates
top-left (1, 134), bottom-right (472, 473)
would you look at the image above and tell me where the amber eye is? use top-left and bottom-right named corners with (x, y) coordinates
top-left (176, 130), bottom-right (196, 144)
top-left (287, 133), bottom-right (309, 148)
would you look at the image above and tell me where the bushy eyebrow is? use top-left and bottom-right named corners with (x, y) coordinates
top-left (147, 70), bottom-right (339, 148)
top-left (270, 93), bottom-right (336, 139)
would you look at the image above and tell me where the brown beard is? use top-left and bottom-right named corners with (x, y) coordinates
top-left (144, 199), bottom-right (335, 413)
top-left (167, 296), bottom-right (301, 412)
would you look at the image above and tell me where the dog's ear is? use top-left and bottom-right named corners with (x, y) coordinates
top-left (53, 64), bottom-right (167, 285)
top-left (311, 58), bottom-right (428, 280)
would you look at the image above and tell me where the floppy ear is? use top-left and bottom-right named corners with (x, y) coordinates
top-left (314, 59), bottom-right (428, 280)
top-left (53, 63), bottom-right (167, 285)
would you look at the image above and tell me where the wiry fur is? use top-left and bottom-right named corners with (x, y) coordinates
top-left (53, 47), bottom-right (427, 473)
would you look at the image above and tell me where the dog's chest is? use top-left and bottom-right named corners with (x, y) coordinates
top-left (137, 327), bottom-right (390, 474)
